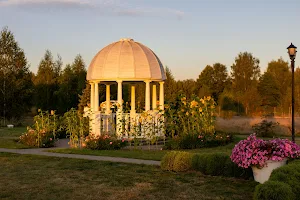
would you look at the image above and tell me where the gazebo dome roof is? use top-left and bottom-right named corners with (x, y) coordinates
top-left (87, 38), bottom-right (166, 81)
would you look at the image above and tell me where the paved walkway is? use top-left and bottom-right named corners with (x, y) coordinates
top-left (0, 148), bottom-right (160, 166)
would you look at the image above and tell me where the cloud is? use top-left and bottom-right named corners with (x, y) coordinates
top-left (0, 0), bottom-right (184, 19)
top-left (0, 0), bottom-right (91, 6)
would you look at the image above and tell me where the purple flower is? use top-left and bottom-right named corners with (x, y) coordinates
top-left (230, 134), bottom-right (300, 168)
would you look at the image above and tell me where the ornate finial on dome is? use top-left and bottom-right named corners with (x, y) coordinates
top-left (120, 38), bottom-right (134, 42)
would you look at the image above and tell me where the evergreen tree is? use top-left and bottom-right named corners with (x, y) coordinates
top-left (164, 66), bottom-right (178, 103)
top-left (34, 50), bottom-right (61, 111)
top-left (0, 27), bottom-right (33, 123)
top-left (56, 55), bottom-right (87, 112)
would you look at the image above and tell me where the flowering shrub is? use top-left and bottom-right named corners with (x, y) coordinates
top-left (19, 109), bottom-right (57, 148)
top-left (19, 128), bottom-right (55, 148)
top-left (231, 134), bottom-right (300, 168)
top-left (84, 134), bottom-right (127, 150)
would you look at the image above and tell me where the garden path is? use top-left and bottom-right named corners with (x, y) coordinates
top-left (0, 147), bottom-right (160, 166)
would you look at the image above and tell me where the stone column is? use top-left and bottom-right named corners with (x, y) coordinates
top-left (159, 82), bottom-right (164, 110)
top-left (116, 80), bottom-right (123, 137)
top-left (130, 85), bottom-right (136, 115)
top-left (89, 82), bottom-right (95, 135)
top-left (90, 82), bottom-right (95, 111)
top-left (94, 81), bottom-right (99, 112)
top-left (106, 84), bottom-right (111, 114)
top-left (94, 81), bottom-right (100, 136)
top-left (117, 80), bottom-right (123, 111)
top-left (152, 84), bottom-right (157, 110)
top-left (145, 80), bottom-right (151, 111)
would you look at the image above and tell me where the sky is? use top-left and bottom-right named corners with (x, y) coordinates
top-left (0, 0), bottom-right (299, 80)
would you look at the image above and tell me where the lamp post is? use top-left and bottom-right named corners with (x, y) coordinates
top-left (287, 43), bottom-right (297, 142)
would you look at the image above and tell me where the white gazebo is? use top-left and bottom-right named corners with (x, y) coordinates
top-left (86, 38), bottom-right (166, 137)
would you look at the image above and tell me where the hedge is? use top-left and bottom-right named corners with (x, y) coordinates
top-left (161, 151), bottom-right (252, 179)
top-left (268, 159), bottom-right (300, 197)
top-left (252, 159), bottom-right (300, 200)
top-left (253, 181), bottom-right (295, 200)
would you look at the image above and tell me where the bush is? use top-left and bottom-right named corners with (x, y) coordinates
top-left (164, 132), bottom-right (233, 150)
top-left (253, 181), bottom-right (295, 200)
top-left (173, 152), bottom-right (193, 172)
top-left (161, 151), bottom-right (178, 171)
top-left (205, 153), bottom-right (230, 176)
top-left (161, 151), bottom-right (193, 172)
top-left (192, 154), bottom-right (209, 174)
top-left (269, 161), bottom-right (300, 197)
top-left (19, 128), bottom-right (55, 148)
top-left (193, 153), bottom-right (252, 178)
top-left (252, 119), bottom-right (279, 137)
top-left (84, 134), bottom-right (127, 150)
top-left (162, 151), bottom-right (252, 178)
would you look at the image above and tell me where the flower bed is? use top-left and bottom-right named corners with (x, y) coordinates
top-left (19, 110), bottom-right (58, 148)
top-left (84, 134), bottom-right (127, 150)
top-left (19, 128), bottom-right (55, 148)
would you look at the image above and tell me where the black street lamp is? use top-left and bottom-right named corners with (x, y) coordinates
top-left (287, 43), bottom-right (297, 142)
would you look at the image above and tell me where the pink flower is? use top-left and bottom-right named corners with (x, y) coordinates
top-left (50, 138), bottom-right (52, 141)
top-left (109, 142), bottom-right (113, 145)
top-left (231, 134), bottom-right (300, 168)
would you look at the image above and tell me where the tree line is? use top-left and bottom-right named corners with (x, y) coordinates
top-left (0, 27), bottom-right (87, 124)
top-left (0, 27), bottom-right (299, 125)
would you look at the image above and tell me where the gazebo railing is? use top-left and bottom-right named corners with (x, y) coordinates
top-left (96, 112), bottom-right (164, 139)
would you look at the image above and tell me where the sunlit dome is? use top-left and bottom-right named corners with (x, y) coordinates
top-left (87, 38), bottom-right (166, 81)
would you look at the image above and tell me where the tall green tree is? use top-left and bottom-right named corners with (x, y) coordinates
top-left (164, 66), bottom-right (178, 103)
top-left (266, 58), bottom-right (291, 115)
top-left (71, 54), bottom-right (87, 106)
top-left (257, 71), bottom-right (281, 113)
top-left (295, 67), bottom-right (300, 116)
top-left (176, 79), bottom-right (196, 100)
top-left (196, 65), bottom-right (214, 97)
top-left (231, 52), bottom-right (261, 115)
top-left (34, 50), bottom-right (61, 111)
top-left (196, 63), bottom-right (228, 101)
top-left (56, 55), bottom-right (87, 112)
top-left (0, 27), bottom-right (33, 123)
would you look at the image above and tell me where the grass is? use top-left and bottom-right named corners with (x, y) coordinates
top-left (0, 127), bottom-right (27, 137)
top-left (0, 152), bottom-right (257, 200)
top-left (0, 127), bottom-right (29, 149)
top-left (48, 137), bottom-right (244, 161)
top-left (49, 148), bottom-right (167, 161)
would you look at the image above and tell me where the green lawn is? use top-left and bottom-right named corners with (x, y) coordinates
top-left (49, 148), bottom-right (167, 161)
top-left (48, 137), bottom-right (243, 161)
top-left (49, 135), bottom-right (300, 161)
top-left (0, 127), bottom-right (29, 149)
top-left (0, 152), bottom-right (257, 200)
